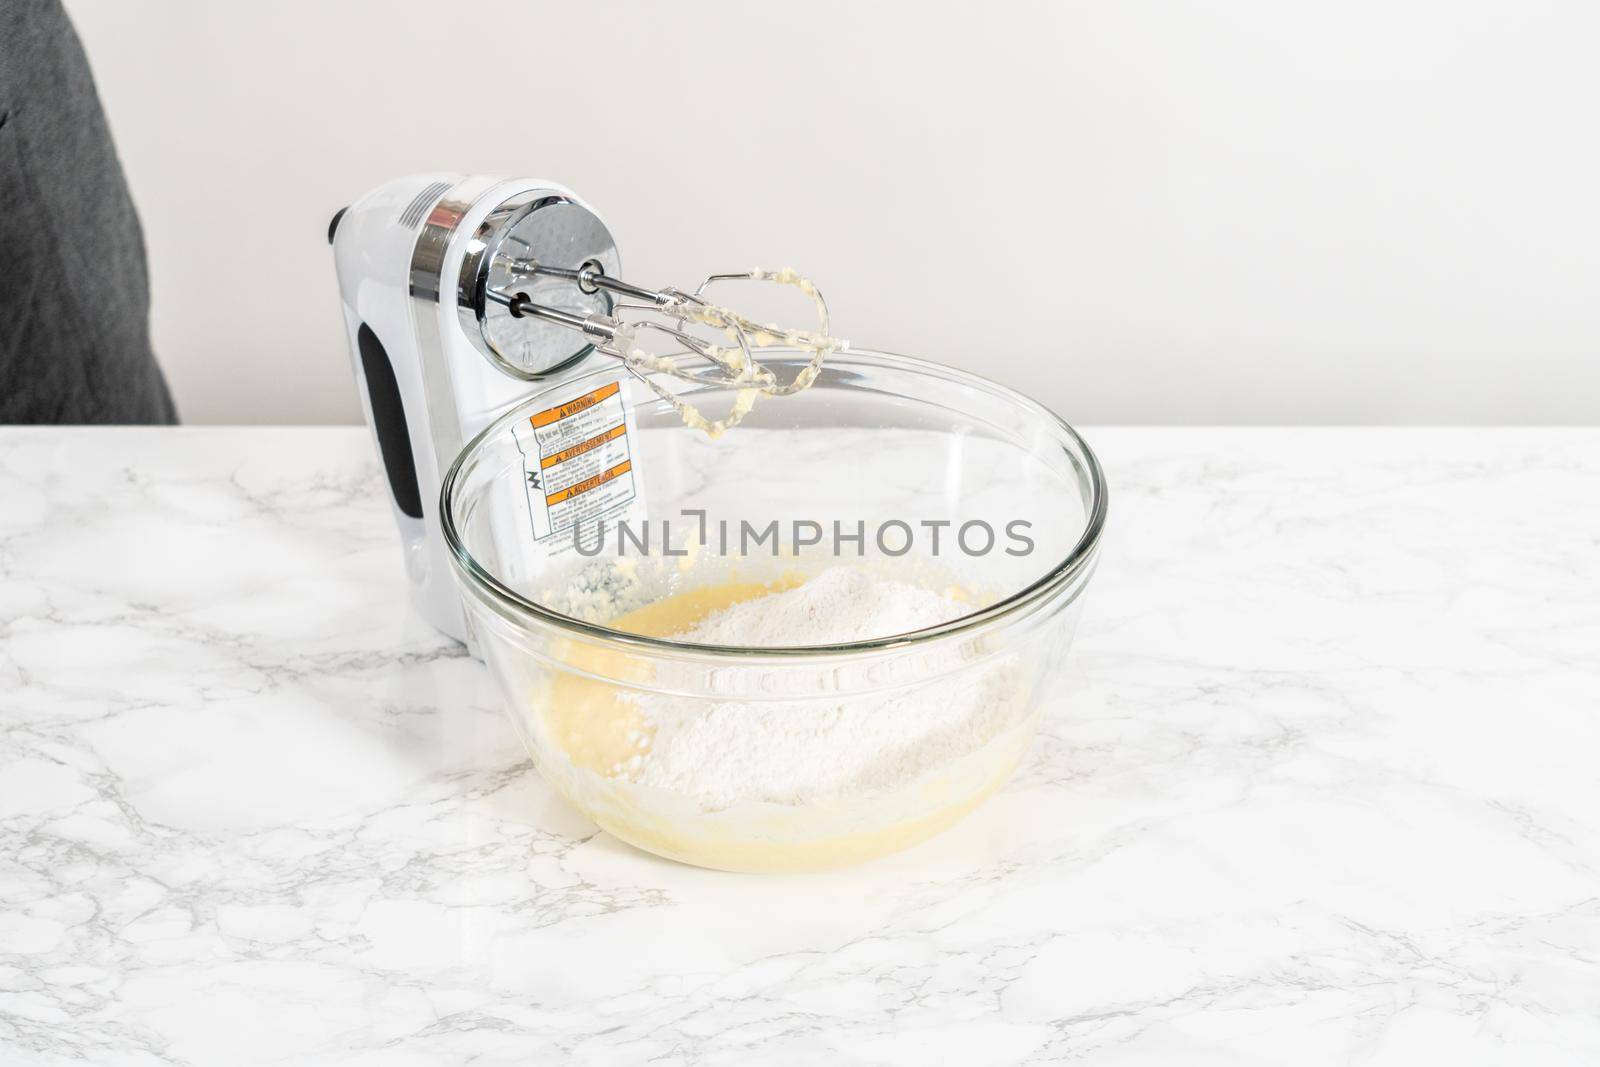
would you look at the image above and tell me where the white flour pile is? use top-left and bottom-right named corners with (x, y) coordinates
top-left (628, 567), bottom-right (1023, 809)
top-left (685, 565), bottom-right (963, 646)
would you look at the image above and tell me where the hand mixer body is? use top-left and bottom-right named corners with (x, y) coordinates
top-left (331, 174), bottom-right (622, 642)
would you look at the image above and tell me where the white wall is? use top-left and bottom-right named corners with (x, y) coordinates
top-left (65, 0), bottom-right (1600, 425)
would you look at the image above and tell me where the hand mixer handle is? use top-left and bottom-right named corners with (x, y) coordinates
top-left (332, 174), bottom-right (626, 645)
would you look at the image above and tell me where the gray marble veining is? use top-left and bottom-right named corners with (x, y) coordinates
top-left (2, 427), bottom-right (1597, 1065)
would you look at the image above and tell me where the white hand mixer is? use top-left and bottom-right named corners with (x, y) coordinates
top-left (329, 174), bottom-right (840, 641)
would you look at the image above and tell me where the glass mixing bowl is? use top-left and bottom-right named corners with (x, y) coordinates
top-left (441, 349), bottom-right (1106, 872)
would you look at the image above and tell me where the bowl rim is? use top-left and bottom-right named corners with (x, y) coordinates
top-left (440, 348), bottom-right (1108, 658)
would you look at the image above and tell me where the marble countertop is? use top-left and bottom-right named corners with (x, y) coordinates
top-left (2, 427), bottom-right (1597, 1065)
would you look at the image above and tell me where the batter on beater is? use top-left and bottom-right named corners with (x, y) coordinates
top-left (506, 261), bottom-right (844, 437)
top-left (600, 266), bottom-right (842, 437)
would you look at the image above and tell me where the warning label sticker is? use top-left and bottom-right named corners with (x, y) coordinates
top-left (509, 380), bottom-right (643, 547)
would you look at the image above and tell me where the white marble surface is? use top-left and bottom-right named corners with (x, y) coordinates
top-left (2, 426), bottom-right (1598, 1065)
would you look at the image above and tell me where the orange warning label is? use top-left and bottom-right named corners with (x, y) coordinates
top-left (544, 460), bottom-right (632, 506)
top-left (540, 423), bottom-right (627, 469)
top-left (530, 382), bottom-right (619, 428)
top-left (510, 377), bottom-right (641, 543)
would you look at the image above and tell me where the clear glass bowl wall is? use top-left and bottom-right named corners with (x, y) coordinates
top-left (443, 349), bottom-right (1106, 871)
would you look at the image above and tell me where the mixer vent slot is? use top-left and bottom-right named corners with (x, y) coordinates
top-left (399, 181), bottom-right (451, 229)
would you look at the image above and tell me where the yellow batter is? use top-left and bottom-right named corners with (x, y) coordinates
top-left (520, 578), bottom-right (1031, 872)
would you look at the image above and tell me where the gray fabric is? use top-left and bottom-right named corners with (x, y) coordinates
top-left (0, 0), bottom-right (176, 424)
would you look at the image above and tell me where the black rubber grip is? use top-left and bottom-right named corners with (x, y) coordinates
top-left (356, 323), bottom-right (423, 519)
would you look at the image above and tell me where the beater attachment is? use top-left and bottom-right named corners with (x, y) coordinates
top-left (489, 261), bottom-right (845, 434)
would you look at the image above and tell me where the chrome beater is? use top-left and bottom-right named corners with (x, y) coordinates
top-left (488, 260), bottom-right (843, 396)
top-left (451, 189), bottom-right (845, 433)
